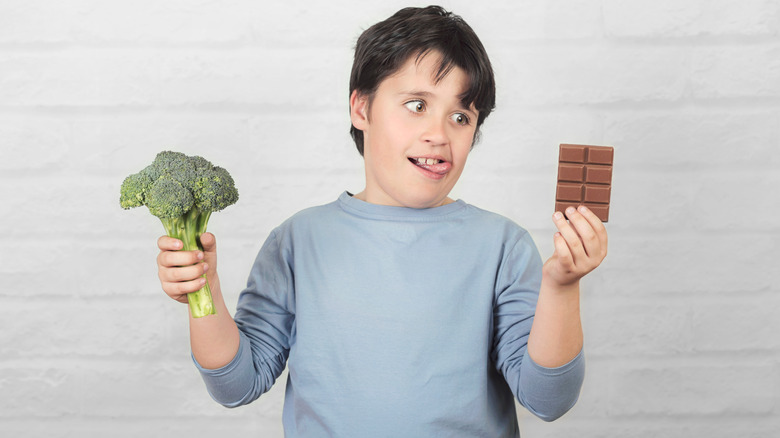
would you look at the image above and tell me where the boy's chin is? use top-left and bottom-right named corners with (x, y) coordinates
top-left (360, 183), bottom-right (455, 209)
top-left (399, 192), bottom-right (453, 209)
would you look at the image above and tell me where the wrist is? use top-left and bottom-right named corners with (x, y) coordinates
top-left (541, 273), bottom-right (580, 296)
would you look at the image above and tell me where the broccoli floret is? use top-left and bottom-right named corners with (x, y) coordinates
top-left (119, 172), bottom-right (153, 209)
top-left (120, 151), bottom-right (239, 318)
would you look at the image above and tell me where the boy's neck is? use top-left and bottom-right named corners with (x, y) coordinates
top-left (351, 190), bottom-right (455, 208)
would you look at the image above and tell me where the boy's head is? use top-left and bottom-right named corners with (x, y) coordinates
top-left (349, 6), bottom-right (496, 156)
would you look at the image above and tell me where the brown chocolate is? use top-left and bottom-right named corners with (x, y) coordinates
top-left (555, 144), bottom-right (613, 222)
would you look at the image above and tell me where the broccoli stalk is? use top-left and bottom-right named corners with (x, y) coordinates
top-left (159, 207), bottom-right (215, 318)
top-left (120, 151), bottom-right (238, 318)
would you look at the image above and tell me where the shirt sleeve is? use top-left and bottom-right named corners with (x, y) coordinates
top-left (491, 231), bottom-right (585, 422)
top-left (193, 228), bottom-right (295, 408)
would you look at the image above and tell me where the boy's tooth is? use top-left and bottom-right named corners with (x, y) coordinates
top-left (413, 157), bottom-right (442, 165)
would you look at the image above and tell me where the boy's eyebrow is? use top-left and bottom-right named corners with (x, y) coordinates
top-left (399, 90), bottom-right (435, 99)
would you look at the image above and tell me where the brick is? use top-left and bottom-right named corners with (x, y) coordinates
top-left (0, 118), bottom-right (71, 172)
top-left (0, 298), bottom-right (171, 359)
top-left (0, 51), bottom-right (158, 107)
top-left (609, 361), bottom-right (777, 416)
top-left (603, 171), bottom-right (698, 228)
top-left (0, 0), bottom-right (74, 44)
top-left (583, 298), bottom-right (694, 358)
top-left (70, 117), bottom-right (252, 176)
top-left (0, 360), bottom-right (224, 418)
top-left (247, 3), bottom-right (369, 48)
top-left (495, 46), bottom-right (687, 105)
top-left (604, 111), bottom-right (780, 170)
top-left (520, 417), bottom-right (780, 438)
top-left (604, 0), bottom-right (780, 37)
top-left (248, 114), bottom-right (360, 172)
top-left (78, 361), bottom-right (287, 418)
top-left (594, 233), bottom-right (775, 295)
top-left (611, 170), bottom-right (779, 232)
top-left (689, 293), bottom-right (780, 352)
top-left (0, 0), bottom-right (365, 48)
top-left (692, 45), bottom-right (780, 99)
top-left (238, 170), bottom-right (364, 223)
top-left (467, 111), bottom-right (604, 173)
top-left (467, 0), bottom-right (602, 41)
top-left (69, 1), bottom-right (255, 45)
top-left (3, 176), bottom-right (141, 238)
top-left (0, 364), bottom-right (78, 417)
top-left (0, 0), bottom-right (252, 45)
top-left (1, 239), bottom-right (160, 297)
top-left (79, 361), bottom-right (210, 417)
top-left (157, 48), bottom-right (350, 110)
top-left (694, 172), bottom-right (780, 231)
top-left (2, 418), bottom-right (279, 438)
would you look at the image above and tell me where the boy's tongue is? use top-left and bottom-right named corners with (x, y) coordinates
top-left (410, 157), bottom-right (451, 175)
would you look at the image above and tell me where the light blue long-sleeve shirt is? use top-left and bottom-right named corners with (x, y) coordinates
top-left (195, 192), bottom-right (584, 437)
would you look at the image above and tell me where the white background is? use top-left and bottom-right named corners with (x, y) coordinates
top-left (1, 0), bottom-right (778, 436)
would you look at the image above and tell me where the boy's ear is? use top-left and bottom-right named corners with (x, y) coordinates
top-left (350, 90), bottom-right (369, 130)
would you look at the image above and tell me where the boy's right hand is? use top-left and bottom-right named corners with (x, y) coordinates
top-left (157, 232), bottom-right (218, 304)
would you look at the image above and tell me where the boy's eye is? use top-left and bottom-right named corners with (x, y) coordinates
top-left (451, 113), bottom-right (470, 126)
top-left (404, 100), bottom-right (426, 113)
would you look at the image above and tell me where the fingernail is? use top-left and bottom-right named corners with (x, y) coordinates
top-left (202, 263), bottom-right (209, 272)
top-left (200, 278), bottom-right (207, 285)
top-left (554, 211), bottom-right (563, 220)
top-left (566, 206), bottom-right (576, 216)
top-left (578, 205), bottom-right (588, 214)
top-left (197, 252), bottom-right (204, 260)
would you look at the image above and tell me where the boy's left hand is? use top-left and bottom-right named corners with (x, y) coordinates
top-left (543, 205), bottom-right (608, 289)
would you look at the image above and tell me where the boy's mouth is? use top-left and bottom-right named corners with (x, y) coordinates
top-left (408, 156), bottom-right (452, 178)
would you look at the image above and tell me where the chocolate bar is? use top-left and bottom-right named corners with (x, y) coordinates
top-left (555, 144), bottom-right (613, 222)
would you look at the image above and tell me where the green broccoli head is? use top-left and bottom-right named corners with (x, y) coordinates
top-left (119, 150), bottom-right (239, 218)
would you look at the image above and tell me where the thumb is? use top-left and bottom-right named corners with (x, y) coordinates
top-left (199, 232), bottom-right (218, 265)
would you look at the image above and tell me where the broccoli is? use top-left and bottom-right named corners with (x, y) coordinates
top-left (120, 151), bottom-right (238, 318)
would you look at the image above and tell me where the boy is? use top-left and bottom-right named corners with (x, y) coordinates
top-left (156, 6), bottom-right (607, 437)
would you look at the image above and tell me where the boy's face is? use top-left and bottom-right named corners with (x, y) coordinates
top-left (350, 52), bottom-right (478, 209)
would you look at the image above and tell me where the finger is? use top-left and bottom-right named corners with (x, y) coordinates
top-left (552, 231), bottom-right (574, 271)
top-left (566, 206), bottom-right (600, 258)
top-left (577, 205), bottom-right (608, 257)
top-left (158, 235), bottom-right (183, 251)
top-left (553, 209), bottom-right (586, 264)
top-left (159, 262), bottom-right (209, 283)
top-left (162, 277), bottom-right (207, 298)
top-left (158, 248), bottom-right (204, 268)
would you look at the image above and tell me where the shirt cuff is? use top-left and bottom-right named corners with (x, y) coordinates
top-left (517, 347), bottom-right (585, 421)
top-left (525, 347), bottom-right (585, 375)
top-left (191, 331), bottom-right (256, 407)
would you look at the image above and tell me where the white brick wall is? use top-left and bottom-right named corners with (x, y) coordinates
top-left (1, 1), bottom-right (778, 436)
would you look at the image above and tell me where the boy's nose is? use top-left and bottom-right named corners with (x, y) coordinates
top-left (421, 117), bottom-right (449, 146)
